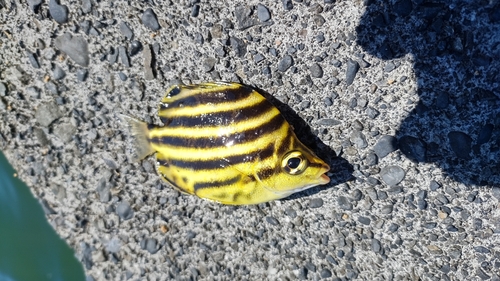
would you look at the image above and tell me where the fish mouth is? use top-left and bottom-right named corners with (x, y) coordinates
top-left (318, 164), bottom-right (331, 184)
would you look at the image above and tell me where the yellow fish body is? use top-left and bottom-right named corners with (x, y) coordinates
top-left (123, 82), bottom-right (330, 205)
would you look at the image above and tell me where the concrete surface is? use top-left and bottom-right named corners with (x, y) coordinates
top-left (1, 0), bottom-right (500, 280)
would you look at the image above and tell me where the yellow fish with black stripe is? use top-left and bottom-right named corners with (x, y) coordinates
top-left (122, 82), bottom-right (330, 205)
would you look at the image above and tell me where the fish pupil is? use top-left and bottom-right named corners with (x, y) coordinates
top-left (287, 157), bottom-right (301, 169)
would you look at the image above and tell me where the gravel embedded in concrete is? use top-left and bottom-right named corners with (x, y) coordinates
top-left (2, 1), bottom-right (500, 280)
top-left (49, 0), bottom-right (69, 24)
top-left (380, 165), bottom-right (406, 186)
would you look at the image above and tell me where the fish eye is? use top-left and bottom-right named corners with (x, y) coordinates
top-left (282, 151), bottom-right (308, 175)
top-left (287, 157), bottom-right (301, 169)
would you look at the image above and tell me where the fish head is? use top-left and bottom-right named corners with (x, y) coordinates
top-left (259, 142), bottom-right (330, 197)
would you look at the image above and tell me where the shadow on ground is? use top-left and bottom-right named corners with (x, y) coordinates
top-left (357, 0), bottom-right (500, 186)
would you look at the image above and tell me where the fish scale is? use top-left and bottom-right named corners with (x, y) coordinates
top-left (122, 82), bottom-right (331, 205)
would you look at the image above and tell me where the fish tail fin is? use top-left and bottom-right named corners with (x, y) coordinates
top-left (119, 114), bottom-right (156, 162)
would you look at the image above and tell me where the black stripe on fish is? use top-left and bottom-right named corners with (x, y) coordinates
top-left (151, 113), bottom-right (286, 149)
top-left (256, 167), bottom-right (277, 181)
top-left (165, 142), bottom-right (276, 171)
top-left (164, 85), bottom-right (254, 109)
top-left (161, 99), bottom-right (274, 127)
top-left (193, 175), bottom-right (242, 191)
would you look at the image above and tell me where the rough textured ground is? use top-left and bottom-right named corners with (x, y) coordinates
top-left (1, 0), bottom-right (500, 280)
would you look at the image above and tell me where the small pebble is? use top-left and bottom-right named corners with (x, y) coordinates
top-left (191, 4), bottom-right (200, 17)
top-left (118, 46), bottom-right (130, 67)
top-left (253, 53), bottom-right (265, 63)
top-left (474, 246), bottom-right (490, 254)
top-left (35, 101), bottom-right (63, 127)
top-left (215, 46), bottom-right (226, 57)
top-left (105, 237), bottom-right (121, 253)
top-left (282, 0), bottom-right (293, 11)
top-left (27, 86), bottom-right (40, 99)
top-left (365, 152), bottom-right (378, 166)
top-left (309, 198), bottom-right (323, 208)
top-left (317, 118), bottom-right (341, 126)
top-left (55, 33), bottom-right (89, 67)
top-left (448, 131), bottom-right (472, 160)
top-left (492, 186), bottom-right (500, 200)
top-left (107, 48), bottom-right (118, 64)
top-left (268, 47), bottom-right (277, 56)
top-left (399, 135), bottom-right (426, 162)
top-left (380, 165), bottom-right (405, 186)
top-left (477, 124), bottom-right (493, 145)
top-left (435, 92), bottom-right (449, 109)
top-left (367, 177), bottom-right (380, 186)
top-left (203, 57), bottom-right (216, 72)
top-left (345, 59), bottom-right (359, 86)
top-left (146, 238), bottom-right (160, 254)
top-left (49, 0), bottom-right (69, 24)
top-left (142, 8), bottom-right (160, 31)
top-left (130, 40), bottom-right (143, 56)
top-left (0, 83), bottom-right (6, 96)
top-left (79, 20), bottom-right (91, 35)
top-left (257, 4), bottom-right (271, 22)
top-left (119, 22), bottom-right (134, 40)
top-left (26, 51), bottom-right (40, 69)
top-left (316, 33), bottom-right (325, 43)
top-left (230, 37), bottom-right (246, 57)
top-left (45, 81), bottom-right (58, 95)
top-left (358, 216), bottom-right (371, 225)
top-left (116, 201), bottom-right (134, 220)
top-left (284, 207), bottom-right (297, 218)
top-left (52, 64), bottom-right (66, 80)
top-left (278, 55), bottom-right (293, 72)
top-left (118, 72), bottom-right (127, 81)
top-left (298, 267), bottom-right (307, 280)
top-left (34, 127), bottom-right (49, 146)
top-left (372, 239), bottom-right (382, 253)
top-left (384, 62), bottom-right (396, 72)
top-left (28, 0), bottom-right (42, 13)
top-left (477, 268), bottom-right (491, 280)
top-left (320, 268), bottom-right (332, 278)
top-left (429, 180), bottom-right (441, 191)
top-left (337, 196), bottom-right (353, 210)
top-left (373, 135), bottom-right (398, 158)
top-left (144, 44), bottom-right (155, 80)
top-left (365, 187), bottom-right (378, 200)
top-left (381, 204), bottom-right (393, 214)
top-left (194, 33), bottom-right (204, 44)
top-left (366, 107), bottom-right (380, 119)
top-left (81, 0), bottom-right (92, 13)
top-left (54, 122), bottom-right (76, 143)
top-left (350, 131), bottom-right (368, 149)
top-left (394, 0), bottom-right (413, 16)
top-left (436, 194), bottom-right (449, 204)
top-left (96, 179), bottom-right (110, 203)
top-left (417, 199), bottom-right (427, 210)
top-left (76, 69), bottom-right (88, 82)
top-left (314, 15), bottom-right (326, 26)
top-left (266, 216), bottom-right (279, 226)
top-left (388, 223), bottom-right (399, 232)
top-left (310, 63), bottom-right (323, 78)
top-left (89, 27), bottom-right (99, 36)
top-left (235, 5), bottom-right (259, 30)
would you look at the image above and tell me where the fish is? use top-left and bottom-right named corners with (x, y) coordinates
top-left (121, 82), bottom-right (331, 205)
